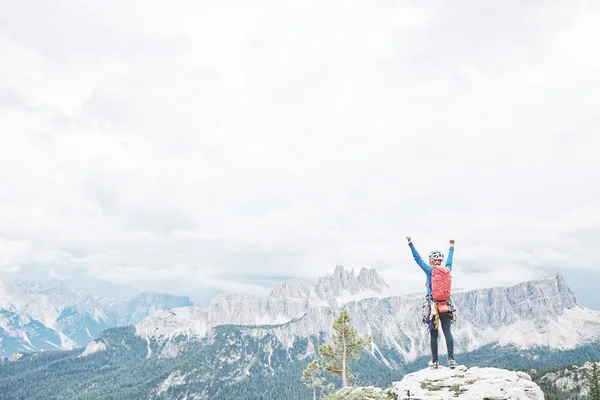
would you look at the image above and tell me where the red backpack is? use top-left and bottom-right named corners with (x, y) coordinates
top-left (430, 265), bottom-right (452, 301)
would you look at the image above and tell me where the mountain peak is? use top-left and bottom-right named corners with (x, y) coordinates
top-left (266, 265), bottom-right (391, 307)
top-left (305, 265), bottom-right (392, 308)
top-left (318, 265), bottom-right (390, 297)
top-left (519, 271), bottom-right (577, 308)
top-left (357, 267), bottom-right (389, 290)
top-left (333, 264), bottom-right (355, 278)
top-left (535, 272), bottom-right (565, 283)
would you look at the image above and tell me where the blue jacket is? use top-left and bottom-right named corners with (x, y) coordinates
top-left (409, 242), bottom-right (454, 295)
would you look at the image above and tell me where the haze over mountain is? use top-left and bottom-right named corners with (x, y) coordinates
top-left (2, 0), bottom-right (600, 314)
top-left (2, 266), bottom-right (598, 399)
top-left (0, 278), bottom-right (192, 357)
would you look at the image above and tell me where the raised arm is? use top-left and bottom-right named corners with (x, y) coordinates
top-left (445, 239), bottom-right (455, 270)
top-left (406, 236), bottom-right (431, 274)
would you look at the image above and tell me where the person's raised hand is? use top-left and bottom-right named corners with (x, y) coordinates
top-left (406, 236), bottom-right (412, 243)
top-left (449, 239), bottom-right (455, 245)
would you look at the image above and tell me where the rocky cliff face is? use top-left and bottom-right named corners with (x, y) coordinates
top-left (135, 267), bottom-right (600, 365)
top-left (537, 361), bottom-right (600, 399)
top-left (136, 265), bottom-right (393, 343)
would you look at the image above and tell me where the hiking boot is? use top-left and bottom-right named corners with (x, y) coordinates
top-left (428, 360), bottom-right (439, 369)
top-left (448, 358), bottom-right (457, 369)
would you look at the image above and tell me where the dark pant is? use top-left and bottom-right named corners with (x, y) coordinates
top-left (430, 312), bottom-right (454, 361)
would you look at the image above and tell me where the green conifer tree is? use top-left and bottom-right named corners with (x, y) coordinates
top-left (318, 308), bottom-right (372, 388)
top-left (589, 362), bottom-right (600, 400)
top-left (302, 359), bottom-right (334, 400)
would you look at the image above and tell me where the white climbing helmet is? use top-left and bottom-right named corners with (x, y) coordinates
top-left (428, 250), bottom-right (444, 260)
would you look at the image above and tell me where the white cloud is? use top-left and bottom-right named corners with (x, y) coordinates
top-left (1, 0), bottom-right (600, 301)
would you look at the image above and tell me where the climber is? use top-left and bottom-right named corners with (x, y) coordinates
top-left (406, 235), bottom-right (457, 369)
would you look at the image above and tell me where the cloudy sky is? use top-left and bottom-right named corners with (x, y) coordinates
top-left (1, 0), bottom-right (599, 306)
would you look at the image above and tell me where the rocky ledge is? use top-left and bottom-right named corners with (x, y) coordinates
top-left (326, 365), bottom-right (544, 400)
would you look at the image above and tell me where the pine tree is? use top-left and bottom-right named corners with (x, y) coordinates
top-left (301, 359), bottom-right (333, 400)
top-left (589, 362), bottom-right (600, 400)
top-left (318, 308), bottom-right (372, 388)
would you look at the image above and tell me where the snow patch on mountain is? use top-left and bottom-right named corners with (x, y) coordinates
top-left (7, 352), bottom-right (23, 361)
top-left (0, 278), bottom-right (193, 356)
top-left (1, 279), bottom-right (98, 329)
top-left (57, 331), bottom-right (77, 350)
top-left (155, 370), bottom-right (187, 396)
top-left (79, 340), bottom-right (107, 357)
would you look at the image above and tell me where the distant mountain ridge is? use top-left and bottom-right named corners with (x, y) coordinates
top-left (0, 278), bottom-right (193, 357)
top-left (135, 267), bottom-right (600, 361)
top-left (135, 265), bottom-right (394, 342)
top-left (2, 266), bottom-right (600, 399)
